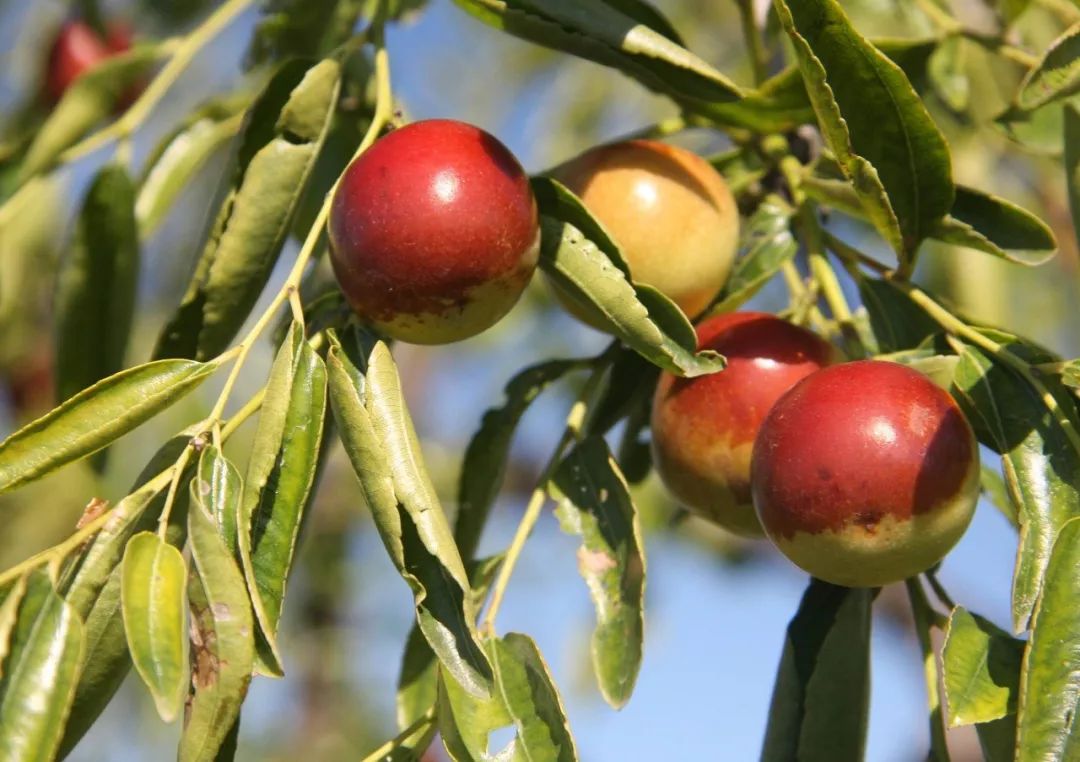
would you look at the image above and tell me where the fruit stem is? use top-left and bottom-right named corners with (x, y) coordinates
top-left (780, 155), bottom-right (865, 358)
top-left (735, 0), bottom-right (769, 86)
top-left (481, 352), bottom-right (612, 634)
top-left (359, 707), bottom-right (436, 762)
top-left (924, 569), bottom-right (957, 611)
top-left (204, 16), bottom-right (394, 426)
top-left (905, 577), bottom-right (952, 762)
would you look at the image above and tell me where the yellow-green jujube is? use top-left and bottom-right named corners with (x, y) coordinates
top-left (551, 139), bottom-right (739, 323)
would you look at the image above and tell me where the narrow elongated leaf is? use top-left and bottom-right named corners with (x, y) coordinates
top-left (55, 164), bottom-right (140, 409)
top-left (57, 432), bottom-right (197, 757)
top-left (551, 436), bottom-right (645, 708)
top-left (0, 579), bottom-right (26, 679)
top-left (193, 446), bottom-right (242, 556)
top-left (19, 44), bottom-right (163, 180)
top-left (452, 0), bottom-right (742, 107)
top-left (238, 323), bottom-right (326, 675)
top-left (121, 532), bottom-right (189, 722)
top-left (942, 607), bottom-right (1024, 726)
top-left (1066, 104), bottom-right (1080, 253)
top-left (858, 278), bottom-right (940, 353)
top-left (181, 452), bottom-right (255, 762)
top-left (0, 571), bottom-right (85, 762)
top-left (952, 346), bottom-right (1080, 631)
top-left (931, 186), bottom-right (1057, 265)
top-left (399, 556), bottom-right (503, 750)
top-left (327, 330), bottom-right (492, 698)
top-left (1015, 21), bottom-right (1080, 113)
top-left (154, 58), bottom-right (341, 361)
top-left (711, 201), bottom-right (797, 313)
top-left (602, 0), bottom-right (682, 43)
top-left (0, 359), bottom-right (219, 494)
top-left (455, 358), bottom-right (586, 561)
top-left (761, 580), bottom-right (872, 761)
top-left (774, 0), bottom-right (953, 259)
top-left (1017, 518), bottom-right (1080, 761)
top-left (438, 631), bottom-right (578, 762)
top-left (533, 177), bottom-right (725, 377)
top-left (488, 633), bottom-right (578, 761)
top-left (929, 37), bottom-right (970, 112)
top-left (136, 115), bottom-right (242, 237)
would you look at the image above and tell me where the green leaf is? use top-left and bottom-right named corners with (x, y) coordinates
top-left (942, 607), bottom-right (1024, 726)
top-left (154, 58), bottom-right (341, 361)
top-left (1015, 21), bottom-right (1080, 113)
top-left (761, 580), bottom-right (872, 762)
top-left (439, 632), bottom-right (579, 761)
top-left (398, 556), bottom-right (503, 751)
top-left (121, 531), bottom-right (189, 722)
top-left (930, 186), bottom-right (1057, 266)
top-left (551, 436), bottom-right (645, 708)
top-left (977, 716), bottom-right (1018, 762)
top-left (58, 432), bottom-right (195, 757)
top-left (19, 44), bottom-right (163, 181)
top-left (55, 164), bottom-right (140, 413)
top-left (1065, 104), bottom-right (1080, 254)
top-left (455, 358), bottom-right (587, 561)
top-left (192, 445), bottom-right (242, 558)
top-left (327, 329), bottom-right (492, 699)
top-left (929, 37), bottom-right (970, 112)
top-left (711, 201), bottom-right (797, 313)
top-left (774, 0), bottom-right (954, 260)
top-left (0, 579), bottom-right (26, 679)
top-left (136, 116), bottom-right (242, 238)
top-left (532, 177), bottom-right (725, 377)
top-left (858, 278), bottom-right (940, 353)
top-left (1016, 517), bottom-right (1080, 760)
top-left (996, 0), bottom-right (1033, 25)
top-left (181, 449), bottom-right (255, 762)
top-left (0, 359), bottom-right (220, 495)
top-left (601, 0), bottom-right (683, 43)
top-left (952, 345), bottom-right (1080, 631)
top-left (982, 464), bottom-right (1020, 529)
top-left (488, 633), bottom-right (578, 761)
top-left (452, 0), bottom-right (743, 109)
top-left (0, 571), bottom-right (85, 762)
top-left (238, 322), bottom-right (327, 676)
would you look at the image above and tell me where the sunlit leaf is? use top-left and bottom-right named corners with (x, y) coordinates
top-left (711, 201), bottom-right (797, 314)
top-left (931, 186), bottom-right (1057, 266)
top-left (551, 436), bottom-right (645, 708)
top-left (121, 531), bottom-right (189, 722)
top-left (942, 607), bottom-right (1023, 726)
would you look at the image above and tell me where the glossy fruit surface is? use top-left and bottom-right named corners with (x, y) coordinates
top-left (329, 119), bottom-right (540, 344)
top-left (651, 312), bottom-right (834, 536)
top-left (752, 360), bottom-right (979, 587)
top-left (46, 21), bottom-right (131, 102)
top-left (553, 139), bottom-right (738, 321)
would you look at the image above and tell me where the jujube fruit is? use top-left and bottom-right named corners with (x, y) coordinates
top-left (46, 20), bottom-right (132, 103)
top-left (650, 312), bottom-right (834, 536)
top-left (551, 139), bottom-right (738, 322)
top-left (751, 360), bottom-right (979, 587)
top-left (329, 119), bottom-right (540, 345)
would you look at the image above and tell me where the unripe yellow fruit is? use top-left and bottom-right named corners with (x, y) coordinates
top-left (552, 139), bottom-right (739, 322)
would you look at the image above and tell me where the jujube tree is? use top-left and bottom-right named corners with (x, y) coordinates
top-left (0, 0), bottom-right (1077, 760)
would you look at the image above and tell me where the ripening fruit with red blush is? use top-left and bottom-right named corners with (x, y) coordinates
top-left (751, 361), bottom-right (980, 587)
top-left (650, 312), bottom-right (834, 536)
top-left (46, 20), bottom-right (132, 103)
top-left (329, 120), bottom-right (540, 344)
top-left (551, 139), bottom-right (738, 323)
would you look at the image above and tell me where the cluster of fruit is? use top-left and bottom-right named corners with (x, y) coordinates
top-left (328, 118), bottom-right (980, 589)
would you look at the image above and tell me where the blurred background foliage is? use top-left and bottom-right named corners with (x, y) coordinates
top-left (0, 0), bottom-right (1076, 759)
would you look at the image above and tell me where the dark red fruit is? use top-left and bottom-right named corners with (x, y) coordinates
top-left (650, 312), bottom-right (834, 536)
top-left (46, 21), bottom-right (132, 103)
top-left (752, 360), bottom-right (979, 587)
top-left (328, 119), bottom-right (540, 344)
